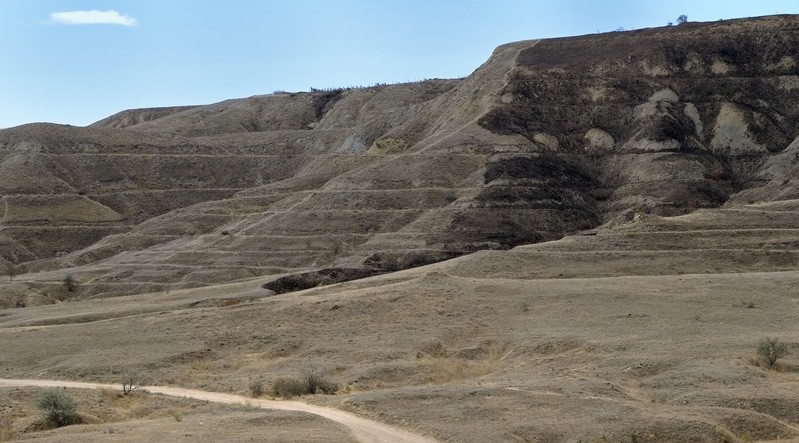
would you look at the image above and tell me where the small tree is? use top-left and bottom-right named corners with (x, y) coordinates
top-left (249, 379), bottom-right (264, 397)
top-left (36, 388), bottom-right (77, 427)
top-left (757, 337), bottom-right (788, 368)
top-left (5, 263), bottom-right (16, 283)
top-left (121, 369), bottom-right (139, 395)
top-left (677, 15), bottom-right (688, 25)
top-left (332, 239), bottom-right (343, 256)
top-left (303, 363), bottom-right (338, 395)
top-left (62, 275), bottom-right (78, 292)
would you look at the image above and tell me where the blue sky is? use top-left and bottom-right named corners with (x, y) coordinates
top-left (1, 1), bottom-right (796, 128)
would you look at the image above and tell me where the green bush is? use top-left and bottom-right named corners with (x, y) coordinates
top-left (758, 337), bottom-right (788, 368)
top-left (36, 388), bottom-right (77, 427)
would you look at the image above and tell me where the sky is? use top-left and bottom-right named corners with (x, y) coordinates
top-left (1, 1), bottom-right (797, 128)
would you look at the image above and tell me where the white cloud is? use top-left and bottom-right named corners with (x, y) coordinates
top-left (50, 10), bottom-right (138, 26)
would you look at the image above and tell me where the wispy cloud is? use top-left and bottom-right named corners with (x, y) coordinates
top-left (50, 10), bottom-right (138, 26)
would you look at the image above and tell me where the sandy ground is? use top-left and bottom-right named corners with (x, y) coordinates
top-left (0, 203), bottom-right (798, 441)
top-left (0, 385), bottom-right (355, 442)
top-left (1, 252), bottom-right (797, 441)
top-left (0, 379), bottom-right (434, 443)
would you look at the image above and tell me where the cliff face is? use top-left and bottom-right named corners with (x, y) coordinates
top-left (481, 16), bottom-right (799, 216)
top-left (1, 15), bottom-right (799, 300)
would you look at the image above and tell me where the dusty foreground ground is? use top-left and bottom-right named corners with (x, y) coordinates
top-left (0, 379), bottom-right (431, 442)
top-left (1, 202), bottom-right (799, 442)
top-left (0, 385), bottom-right (355, 442)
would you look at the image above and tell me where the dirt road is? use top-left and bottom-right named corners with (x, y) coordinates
top-left (0, 378), bottom-right (438, 443)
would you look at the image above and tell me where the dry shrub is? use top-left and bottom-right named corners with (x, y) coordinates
top-left (121, 369), bottom-right (140, 395)
top-left (270, 365), bottom-right (339, 398)
top-left (248, 379), bottom-right (264, 397)
top-left (303, 364), bottom-right (339, 395)
top-left (757, 337), bottom-right (789, 368)
top-left (61, 275), bottom-right (78, 292)
top-left (271, 377), bottom-right (307, 399)
top-left (169, 410), bottom-right (182, 422)
top-left (36, 388), bottom-right (77, 427)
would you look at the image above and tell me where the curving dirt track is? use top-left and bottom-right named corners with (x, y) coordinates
top-left (0, 378), bottom-right (438, 443)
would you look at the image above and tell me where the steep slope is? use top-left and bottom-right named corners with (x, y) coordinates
top-left (2, 15), bottom-right (799, 302)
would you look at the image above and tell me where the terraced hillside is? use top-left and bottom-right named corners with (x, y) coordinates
top-left (0, 192), bottom-right (797, 442)
top-left (1, 14), bottom-right (799, 443)
top-left (1, 15), bottom-right (799, 304)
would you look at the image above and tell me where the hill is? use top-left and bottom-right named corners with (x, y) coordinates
top-left (0, 15), bottom-right (798, 442)
top-left (2, 16), bottom-right (799, 302)
top-left (2, 16), bottom-right (799, 303)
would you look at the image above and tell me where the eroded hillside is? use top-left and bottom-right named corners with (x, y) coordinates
top-left (1, 15), bottom-right (799, 302)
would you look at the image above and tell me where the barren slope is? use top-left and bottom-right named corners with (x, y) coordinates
top-left (0, 198), bottom-right (797, 441)
top-left (2, 16), bottom-right (798, 302)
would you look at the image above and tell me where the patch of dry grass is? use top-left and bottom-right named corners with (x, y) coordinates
top-left (427, 343), bottom-right (506, 384)
top-left (748, 357), bottom-right (798, 373)
top-left (428, 358), bottom-right (500, 384)
top-left (0, 387), bottom-right (243, 441)
top-left (0, 415), bottom-right (14, 442)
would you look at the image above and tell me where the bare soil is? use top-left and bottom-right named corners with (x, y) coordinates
top-left (0, 200), bottom-right (798, 441)
top-left (0, 385), bottom-right (355, 442)
top-left (0, 380), bottom-right (432, 442)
